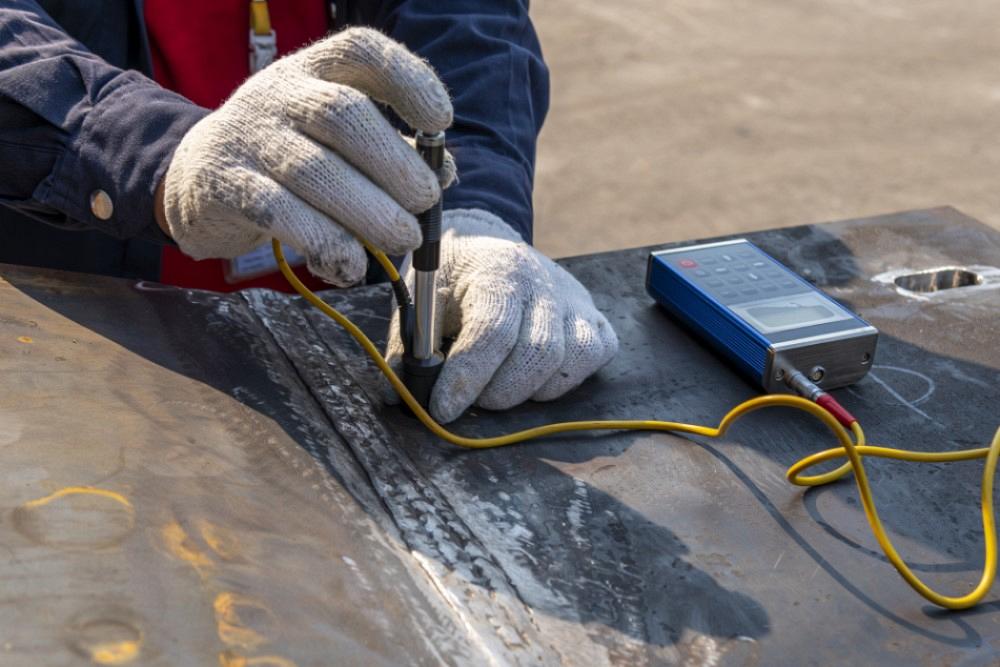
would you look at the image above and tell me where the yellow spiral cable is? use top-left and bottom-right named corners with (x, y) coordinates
top-left (272, 239), bottom-right (1000, 609)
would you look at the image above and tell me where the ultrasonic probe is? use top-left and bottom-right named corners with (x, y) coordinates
top-left (401, 130), bottom-right (446, 408)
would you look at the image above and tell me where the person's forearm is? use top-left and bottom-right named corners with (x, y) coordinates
top-left (0, 0), bottom-right (206, 240)
top-left (349, 0), bottom-right (550, 243)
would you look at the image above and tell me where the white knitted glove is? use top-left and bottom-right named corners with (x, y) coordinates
top-left (163, 28), bottom-right (454, 286)
top-left (385, 209), bottom-right (620, 423)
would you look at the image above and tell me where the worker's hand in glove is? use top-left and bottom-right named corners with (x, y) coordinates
top-left (385, 209), bottom-right (620, 423)
top-left (158, 28), bottom-right (455, 286)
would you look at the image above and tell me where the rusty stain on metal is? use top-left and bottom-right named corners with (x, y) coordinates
top-left (219, 650), bottom-right (299, 667)
top-left (12, 486), bottom-right (135, 550)
top-left (64, 607), bottom-right (144, 665)
top-left (213, 592), bottom-right (276, 650)
top-left (199, 519), bottom-right (242, 561)
top-left (161, 520), bottom-right (215, 578)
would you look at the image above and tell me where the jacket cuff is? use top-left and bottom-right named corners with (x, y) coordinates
top-left (36, 70), bottom-right (209, 240)
top-left (442, 145), bottom-right (534, 244)
top-left (442, 208), bottom-right (525, 244)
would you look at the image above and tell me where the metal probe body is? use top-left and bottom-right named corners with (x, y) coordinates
top-left (402, 131), bottom-right (446, 408)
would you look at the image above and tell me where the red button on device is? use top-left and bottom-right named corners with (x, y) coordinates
top-left (679, 259), bottom-right (698, 268)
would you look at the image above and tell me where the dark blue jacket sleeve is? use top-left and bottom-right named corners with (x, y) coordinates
top-left (343, 1), bottom-right (550, 243)
top-left (0, 0), bottom-right (207, 240)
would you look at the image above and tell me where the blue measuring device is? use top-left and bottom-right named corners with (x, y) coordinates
top-left (646, 239), bottom-right (878, 393)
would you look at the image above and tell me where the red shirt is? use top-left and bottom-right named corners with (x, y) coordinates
top-left (146, 0), bottom-right (330, 292)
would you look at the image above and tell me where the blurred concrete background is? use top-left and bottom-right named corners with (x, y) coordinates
top-left (531, 0), bottom-right (1000, 257)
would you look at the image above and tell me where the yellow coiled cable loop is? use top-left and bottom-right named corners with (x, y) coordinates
top-left (272, 239), bottom-right (1000, 609)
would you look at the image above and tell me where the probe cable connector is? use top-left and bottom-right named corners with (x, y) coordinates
top-left (389, 277), bottom-right (414, 358)
top-left (783, 368), bottom-right (857, 427)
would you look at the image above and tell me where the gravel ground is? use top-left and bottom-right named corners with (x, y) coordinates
top-left (531, 0), bottom-right (1000, 257)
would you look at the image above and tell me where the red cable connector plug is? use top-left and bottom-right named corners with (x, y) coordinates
top-left (782, 368), bottom-right (857, 427)
top-left (815, 394), bottom-right (857, 427)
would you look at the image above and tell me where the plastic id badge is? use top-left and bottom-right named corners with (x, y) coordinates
top-left (226, 243), bottom-right (305, 283)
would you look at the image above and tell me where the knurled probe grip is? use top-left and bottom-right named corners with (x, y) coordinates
top-left (412, 131), bottom-right (444, 272)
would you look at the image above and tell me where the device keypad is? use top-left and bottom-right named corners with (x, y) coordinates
top-left (664, 242), bottom-right (808, 305)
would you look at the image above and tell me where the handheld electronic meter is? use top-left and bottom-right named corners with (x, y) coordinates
top-left (646, 239), bottom-right (878, 393)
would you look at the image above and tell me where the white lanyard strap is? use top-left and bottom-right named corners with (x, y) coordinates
top-left (249, 0), bottom-right (277, 73)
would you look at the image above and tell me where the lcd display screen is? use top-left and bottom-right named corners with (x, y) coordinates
top-left (732, 294), bottom-right (851, 334)
top-left (745, 303), bottom-right (834, 328)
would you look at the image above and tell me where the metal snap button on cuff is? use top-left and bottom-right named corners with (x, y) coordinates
top-left (90, 190), bottom-right (114, 220)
